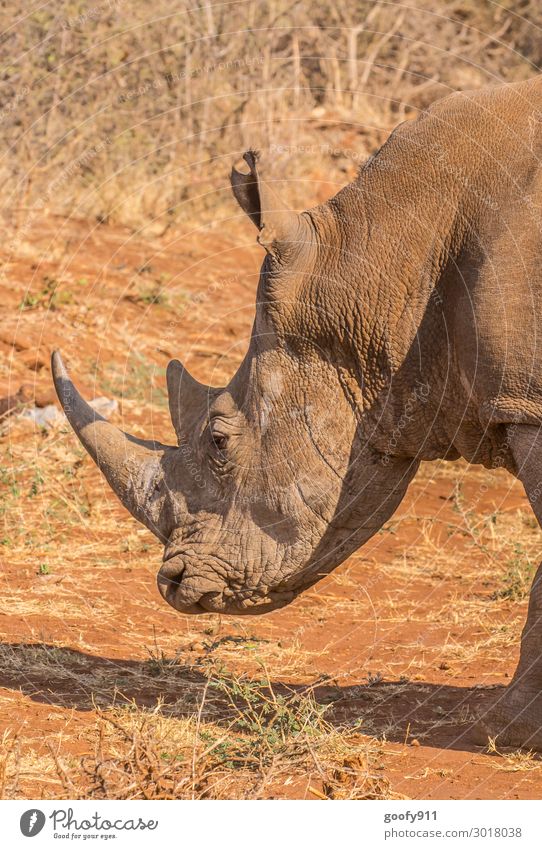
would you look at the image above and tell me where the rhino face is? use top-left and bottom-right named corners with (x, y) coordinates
top-left (53, 152), bottom-right (414, 616)
top-left (157, 318), bottom-right (360, 614)
top-left (52, 306), bottom-right (360, 616)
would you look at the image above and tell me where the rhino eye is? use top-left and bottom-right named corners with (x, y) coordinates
top-left (211, 432), bottom-right (229, 452)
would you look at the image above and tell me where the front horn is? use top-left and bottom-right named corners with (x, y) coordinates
top-left (51, 351), bottom-right (175, 541)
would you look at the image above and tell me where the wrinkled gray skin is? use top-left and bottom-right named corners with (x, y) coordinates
top-left (53, 76), bottom-right (542, 748)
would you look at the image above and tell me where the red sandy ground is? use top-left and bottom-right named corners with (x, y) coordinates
top-left (0, 215), bottom-right (541, 799)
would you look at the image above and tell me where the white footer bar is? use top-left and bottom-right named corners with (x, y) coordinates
top-left (2, 799), bottom-right (540, 848)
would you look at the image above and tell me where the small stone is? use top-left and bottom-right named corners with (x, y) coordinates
top-left (22, 404), bottom-right (63, 427)
top-left (89, 396), bottom-right (118, 418)
top-left (20, 395), bottom-right (117, 430)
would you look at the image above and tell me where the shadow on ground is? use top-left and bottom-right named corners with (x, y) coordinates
top-left (0, 641), bottom-right (499, 754)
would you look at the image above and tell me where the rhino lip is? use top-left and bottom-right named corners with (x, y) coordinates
top-left (158, 555), bottom-right (228, 614)
top-left (156, 570), bottom-right (209, 614)
top-left (158, 549), bottom-right (297, 615)
top-left (157, 565), bottom-right (296, 615)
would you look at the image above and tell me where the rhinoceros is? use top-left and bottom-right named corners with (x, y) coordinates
top-left (52, 75), bottom-right (542, 748)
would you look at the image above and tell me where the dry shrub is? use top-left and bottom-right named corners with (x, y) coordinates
top-left (1, 1), bottom-right (541, 230)
top-left (1, 664), bottom-right (395, 800)
top-left (74, 665), bottom-right (394, 800)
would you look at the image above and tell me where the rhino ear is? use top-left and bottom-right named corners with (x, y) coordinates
top-left (230, 150), bottom-right (307, 252)
top-left (230, 149), bottom-right (263, 229)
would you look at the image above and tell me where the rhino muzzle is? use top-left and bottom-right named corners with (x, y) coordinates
top-left (156, 553), bottom-right (296, 616)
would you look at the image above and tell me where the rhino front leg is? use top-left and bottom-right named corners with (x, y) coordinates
top-left (474, 424), bottom-right (542, 749)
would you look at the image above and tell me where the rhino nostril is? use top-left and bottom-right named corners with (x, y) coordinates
top-left (157, 564), bottom-right (186, 602)
top-left (159, 554), bottom-right (186, 579)
top-left (158, 568), bottom-right (184, 585)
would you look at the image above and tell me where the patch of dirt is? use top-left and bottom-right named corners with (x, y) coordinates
top-left (1, 216), bottom-right (541, 799)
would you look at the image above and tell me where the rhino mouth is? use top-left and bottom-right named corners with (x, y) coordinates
top-left (156, 554), bottom-right (296, 616)
top-left (156, 573), bottom-right (219, 614)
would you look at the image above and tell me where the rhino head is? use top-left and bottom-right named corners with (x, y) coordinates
top-left (52, 152), bottom-right (417, 616)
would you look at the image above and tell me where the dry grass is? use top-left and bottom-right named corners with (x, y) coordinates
top-left (0, 662), bottom-right (396, 800)
top-left (485, 739), bottom-right (542, 773)
top-left (1, 1), bottom-right (541, 230)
